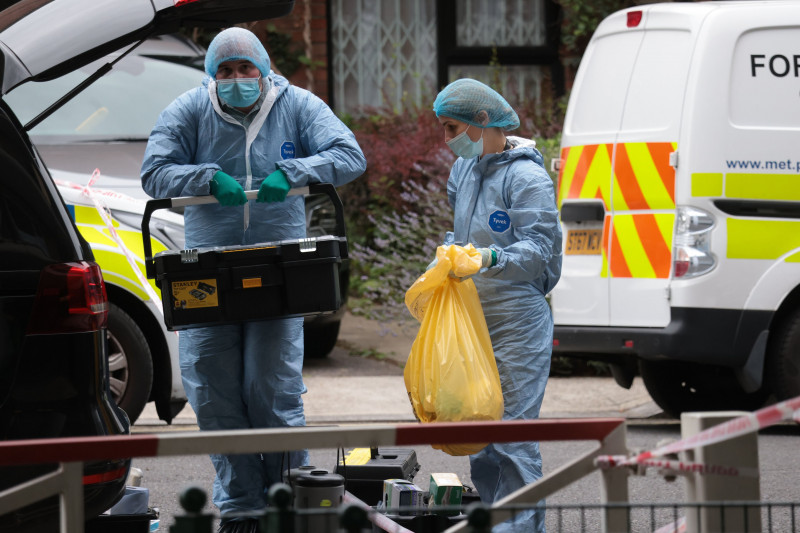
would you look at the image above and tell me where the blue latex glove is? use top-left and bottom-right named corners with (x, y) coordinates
top-left (209, 171), bottom-right (247, 206)
top-left (257, 168), bottom-right (290, 203)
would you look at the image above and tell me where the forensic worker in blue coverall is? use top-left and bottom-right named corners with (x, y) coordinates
top-left (141, 27), bottom-right (366, 533)
top-left (429, 78), bottom-right (562, 532)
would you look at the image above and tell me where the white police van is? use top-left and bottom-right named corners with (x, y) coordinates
top-left (551, 1), bottom-right (800, 417)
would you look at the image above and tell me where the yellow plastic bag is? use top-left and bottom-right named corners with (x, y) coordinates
top-left (404, 244), bottom-right (504, 456)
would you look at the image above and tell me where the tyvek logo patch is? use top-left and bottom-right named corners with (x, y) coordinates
top-left (281, 141), bottom-right (295, 160)
top-left (489, 210), bottom-right (511, 233)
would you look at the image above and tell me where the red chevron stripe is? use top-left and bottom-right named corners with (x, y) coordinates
top-left (614, 143), bottom-right (648, 210)
top-left (609, 222), bottom-right (632, 278)
top-left (633, 214), bottom-right (671, 278)
top-left (566, 144), bottom-right (598, 199)
top-left (646, 142), bottom-right (676, 205)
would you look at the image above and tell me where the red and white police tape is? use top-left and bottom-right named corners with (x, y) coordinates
top-left (56, 169), bottom-right (163, 315)
top-left (595, 394), bottom-right (800, 475)
top-left (595, 455), bottom-right (759, 478)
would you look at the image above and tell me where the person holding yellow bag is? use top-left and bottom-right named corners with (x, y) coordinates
top-left (428, 78), bottom-right (563, 532)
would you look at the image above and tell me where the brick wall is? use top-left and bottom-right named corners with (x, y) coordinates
top-left (248, 0), bottom-right (330, 103)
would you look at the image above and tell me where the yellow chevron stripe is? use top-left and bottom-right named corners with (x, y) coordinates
top-left (627, 142), bottom-right (676, 210)
top-left (611, 166), bottom-right (628, 211)
top-left (581, 144), bottom-right (613, 205)
top-left (93, 249), bottom-right (162, 299)
top-left (74, 205), bottom-right (120, 228)
top-left (726, 174), bottom-right (800, 201)
top-left (73, 204), bottom-right (168, 300)
top-left (77, 225), bottom-right (117, 247)
top-left (656, 213), bottom-right (675, 248)
top-left (728, 219), bottom-right (800, 260)
top-left (600, 217), bottom-right (610, 279)
top-left (613, 214), bottom-right (655, 278)
top-left (600, 247), bottom-right (610, 278)
top-left (558, 146), bottom-right (582, 207)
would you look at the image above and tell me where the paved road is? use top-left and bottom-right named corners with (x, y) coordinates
top-left (137, 312), bottom-right (665, 427)
top-left (132, 311), bottom-right (670, 531)
top-left (130, 313), bottom-right (800, 532)
top-left (138, 355), bottom-right (663, 427)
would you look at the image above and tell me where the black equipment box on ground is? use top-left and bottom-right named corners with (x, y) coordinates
top-left (371, 513), bottom-right (465, 533)
top-left (335, 447), bottom-right (421, 507)
top-left (142, 184), bottom-right (347, 331)
top-left (85, 509), bottom-right (158, 533)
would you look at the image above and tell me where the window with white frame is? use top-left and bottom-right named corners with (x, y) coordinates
top-left (331, 0), bottom-right (437, 115)
top-left (330, 0), bottom-right (561, 115)
top-left (448, 0), bottom-right (549, 106)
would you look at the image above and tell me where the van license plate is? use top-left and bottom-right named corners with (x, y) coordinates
top-left (566, 229), bottom-right (602, 255)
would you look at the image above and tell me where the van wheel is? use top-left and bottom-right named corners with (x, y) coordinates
top-left (304, 321), bottom-right (341, 359)
top-left (107, 303), bottom-right (153, 424)
top-left (639, 359), bottom-right (768, 419)
top-left (766, 307), bottom-right (800, 401)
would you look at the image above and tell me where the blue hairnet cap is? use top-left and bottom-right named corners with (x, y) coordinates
top-left (205, 27), bottom-right (271, 78)
top-left (433, 78), bottom-right (519, 130)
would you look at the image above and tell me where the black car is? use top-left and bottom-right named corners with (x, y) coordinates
top-left (0, 95), bottom-right (131, 532)
top-left (0, 0), bottom-right (294, 530)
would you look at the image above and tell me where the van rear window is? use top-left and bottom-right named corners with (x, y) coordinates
top-left (566, 29), bottom-right (691, 136)
top-left (621, 30), bottom-right (691, 133)
top-left (566, 32), bottom-right (641, 135)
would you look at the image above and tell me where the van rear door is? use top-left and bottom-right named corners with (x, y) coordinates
top-left (553, 9), bottom-right (646, 327)
top-left (553, 5), bottom-right (698, 328)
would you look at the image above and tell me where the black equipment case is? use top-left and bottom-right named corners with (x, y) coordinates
top-left (335, 447), bottom-right (421, 507)
top-left (142, 183), bottom-right (347, 331)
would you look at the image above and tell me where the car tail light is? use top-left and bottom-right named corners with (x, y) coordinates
top-left (28, 262), bottom-right (109, 334)
top-left (673, 207), bottom-right (715, 279)
top-left (83, 467), bottom-right (128, 486)
top-left (174, 0), bottom-right (200, 5)
top-left (627, 10), bottom-right (642, 28)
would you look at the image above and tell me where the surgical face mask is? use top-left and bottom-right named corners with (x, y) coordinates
top-left (446, 125), bottom-right (484, 159)
top-left (216, 76), bottom-right (261, 108)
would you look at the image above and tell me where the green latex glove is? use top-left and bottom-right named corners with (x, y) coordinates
top-left (478, 247), bottom-right (497, 268)
top-left (209, 171), bottom-right (247, 206)
top-left (257, 168), bottom-right (290, 203)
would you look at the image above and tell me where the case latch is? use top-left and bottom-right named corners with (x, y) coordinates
top-left (180, 249), bottom-right (199, 263)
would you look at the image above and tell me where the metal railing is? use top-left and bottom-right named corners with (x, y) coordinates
top-left (2, 396), bottom-right (799, 533)
top-left (164, 486), bottom-right (800, 533)
top-left (0, 418), bottom-right (628, 533)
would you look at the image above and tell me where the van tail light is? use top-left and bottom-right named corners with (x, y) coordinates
top-left (27, 262), bottom-right (109, 334)
top-left (673, 207), bottom-right (715, 279)
top-left (627, 11), bottom-right (642, 27)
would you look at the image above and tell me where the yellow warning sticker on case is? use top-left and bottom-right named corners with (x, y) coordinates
top-left (338, 448), bottom-right (372, 466)
top-left (242, 277), bottom-right (262, 288)
top-left (171, 279), bottom-right (219, 309)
